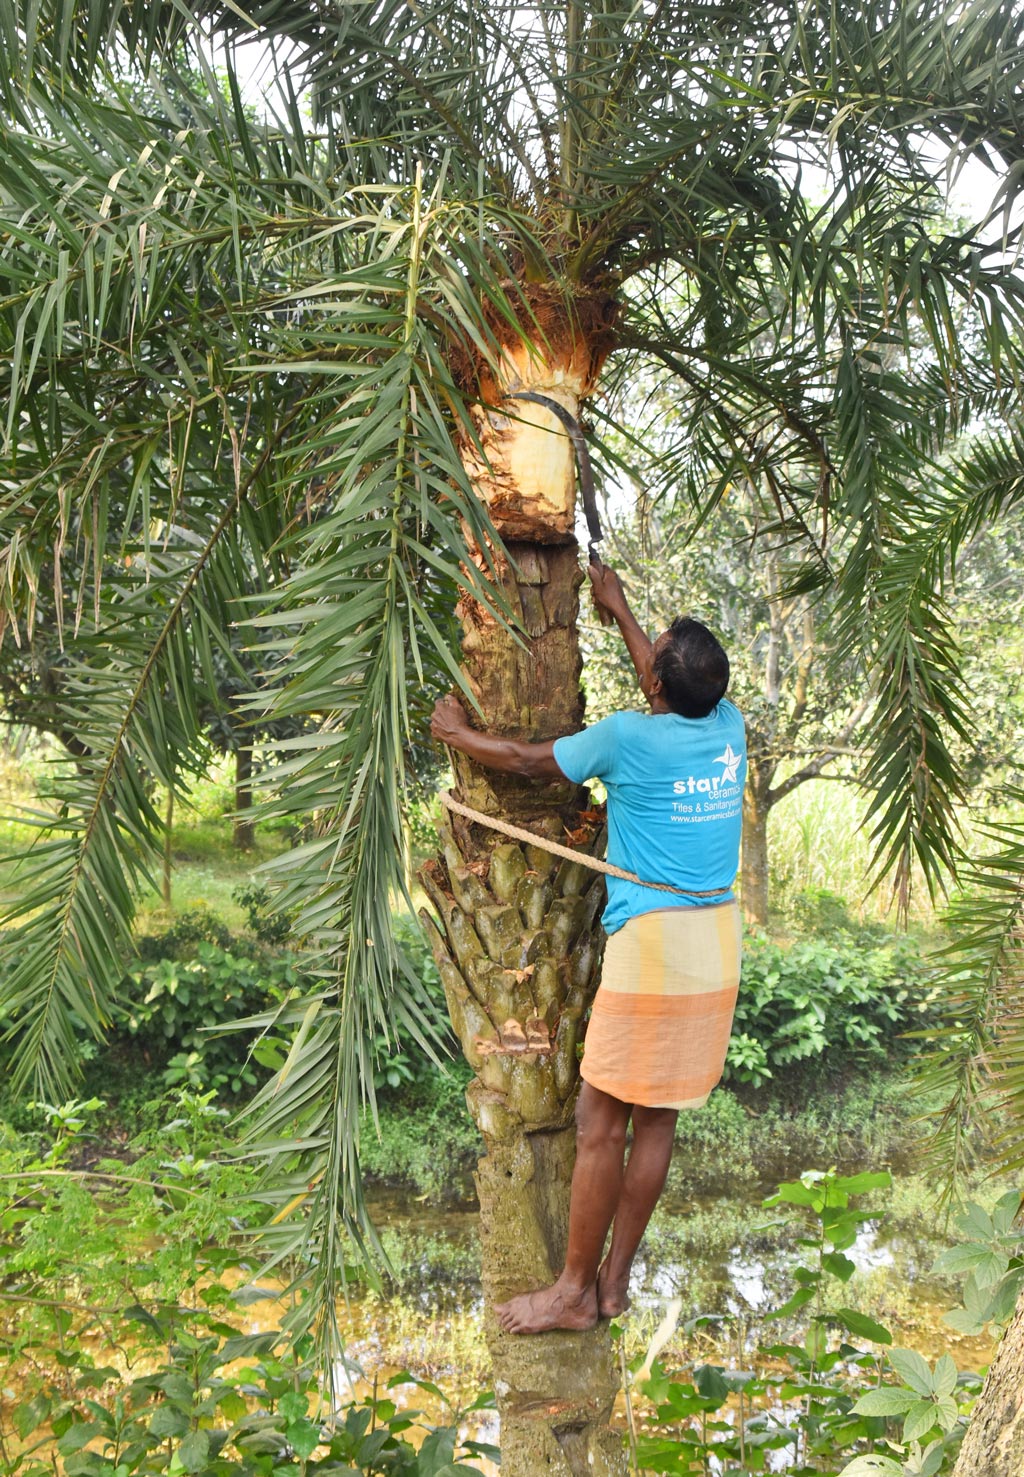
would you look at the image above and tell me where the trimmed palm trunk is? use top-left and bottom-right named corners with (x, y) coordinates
top-left (421, 292), bottom-right (627, 1476)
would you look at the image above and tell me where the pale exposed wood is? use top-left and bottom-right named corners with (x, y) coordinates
top-left (464, 338), bottom-right (598, 542)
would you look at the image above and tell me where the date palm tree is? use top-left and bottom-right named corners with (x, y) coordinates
top-left (2, 1), bottom-right (1024, 1470)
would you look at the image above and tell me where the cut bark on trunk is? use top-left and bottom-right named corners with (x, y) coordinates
top-left (422, 541), bottom-right (626, 1472)
top-left (421, 539), bottom-right (626, 1473)
top-left (951, 1285), bottom-right (1024, 1477)
top-left (421, 814), bottom-right (623, 1475)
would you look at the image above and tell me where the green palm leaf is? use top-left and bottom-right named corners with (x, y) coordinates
top-left (222, 174), bottom-right (535, 1361)
top-left (917, 798), bottom-right (1024, 1197)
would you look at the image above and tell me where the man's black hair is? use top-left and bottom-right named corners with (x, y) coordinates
top-left (653, 617), bottom-right (729, 718)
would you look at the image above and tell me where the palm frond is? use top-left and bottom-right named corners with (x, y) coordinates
top-left (0, 513), bottom-right (272, 1097)
top-left (916, 796), bottom-right (1024, 1200)
top-left (0, 71), bottom-right (513, 1103)
top-left (219, 174), bottom-right (531, 1364)
top-left (0, 48), bottom-right (551, 1360)
top-left (839, 417), bottom-right (1024, 908)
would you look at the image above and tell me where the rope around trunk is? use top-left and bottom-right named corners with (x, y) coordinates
top-left (438, 790), bottom-right (732, 899)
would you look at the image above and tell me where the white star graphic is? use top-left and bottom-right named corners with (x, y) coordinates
top-left (713, 743), bottom-right (743, 784)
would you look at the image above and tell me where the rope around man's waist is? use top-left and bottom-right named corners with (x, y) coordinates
top-left (438, 791), bottom-right (733, 900)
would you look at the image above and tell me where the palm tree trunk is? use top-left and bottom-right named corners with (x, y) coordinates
top-left (951, 1286), bottom-right (1024, 1477)
top-left (421, 540), bottom-right (623, 1475)
top-left (422, 301), bottom-right (627, 1475)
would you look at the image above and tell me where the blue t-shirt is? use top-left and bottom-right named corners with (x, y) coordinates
top-left (552, 701), bottom-right (746, 934)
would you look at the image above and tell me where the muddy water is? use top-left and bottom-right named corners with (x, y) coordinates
top-left (235, 1154), bottom-right (996, 1472)
top-left (354, 1163), bottom-right (995, 1368)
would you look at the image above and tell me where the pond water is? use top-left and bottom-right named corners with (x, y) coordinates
top-left (229, 1148), bottom-right (996, 1474)
top-left (354, 1156), bottom-right (994, 1359)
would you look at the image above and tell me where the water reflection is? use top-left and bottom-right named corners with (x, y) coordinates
top-left (312, 1161), bottom-right (997, 1469)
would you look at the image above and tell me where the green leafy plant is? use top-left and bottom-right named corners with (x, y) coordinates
top-left (232, 883), bottom-right (296, 946)
top-left (119, 942), bottom-right (309, 1095)
top-left (845, 1349), bottom-right (965, 1475)
top-left (628, 1169), bottom-right (983, 1476)
top-left (27, 1096), bottom-right (107, 1166)
top-left (136, 906), bottom-right (235, 961)
top-left (763, 1169), bottom-right (895, 1338)
top-left (0, 1089), bottom-right (498, 1474)
top-left (3, 1314), bottom-right (496, 1476)
top-left (724, 1032), bottom-right (773, 1089)
top-left (726, 936), bottom-right (932, 1083)
top-left (932, 1189), bottom-right (1024, 1336)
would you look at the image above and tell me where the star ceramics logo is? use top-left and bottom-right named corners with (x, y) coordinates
top-left (671, 743), bottom-right (745, 797)
top-left (714, 743), bottom-right (743, 784)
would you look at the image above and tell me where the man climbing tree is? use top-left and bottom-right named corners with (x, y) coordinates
top-left (431, 560), bottom-right (746, 1333)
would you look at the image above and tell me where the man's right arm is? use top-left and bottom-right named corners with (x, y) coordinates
top-left (588, 563), bottom-right (657, 703)
top-left (430, 696), bottom-right (564, 779)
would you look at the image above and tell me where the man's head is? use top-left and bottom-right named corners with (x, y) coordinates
top-left (651, 618), bottom-right (729, 718)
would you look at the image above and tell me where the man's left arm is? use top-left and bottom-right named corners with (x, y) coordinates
top-left (430, 695), bottom-right (564, 780)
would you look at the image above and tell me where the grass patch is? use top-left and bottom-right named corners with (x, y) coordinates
top-left (132, 806), bottom-right (292, 932)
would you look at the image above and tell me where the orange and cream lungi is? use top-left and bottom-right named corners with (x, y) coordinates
top-left (580, 901), bottom-right (742, 1110)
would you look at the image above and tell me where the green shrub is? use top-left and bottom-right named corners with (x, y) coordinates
top-left (788, 885), bottom-right (887, 942)
top-left (0, 1092), bottom-right (496, 1476)
top-left (631, 1169), bottom-right (982, 1477)
top-left (136, 904), bottom-right (234, 961)
top-left (118, 942), bottom-right (308, 1096)
top-left (4, 1315), bottom-right (495, 1475)
top-left (120, 913), bottom-right (450, 1101)
top-left (726, 933), bottom-right (932, 1085)
top-left (232, 882), bottom-right (296, 945)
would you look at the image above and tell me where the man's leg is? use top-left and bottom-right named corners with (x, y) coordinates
top-left (596, 1104), bottom-right (678, 1318)
top-left (496, 1082), bottom-right (633, 1335)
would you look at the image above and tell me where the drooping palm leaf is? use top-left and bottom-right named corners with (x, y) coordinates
top-left (217, 175), bottom-right (560, 1359)
top-left (840, 419), bottom-right (1024, 909)
top-left (0, 62), bottom-right (546, 1364)
top-left (2, 0), bottom-right (1024, 1367)
top-left (916, 796), bottom-right (1024, 1199)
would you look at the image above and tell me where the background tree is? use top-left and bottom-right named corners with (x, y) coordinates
top-left (3, 3), bottom-right (1024, 1471)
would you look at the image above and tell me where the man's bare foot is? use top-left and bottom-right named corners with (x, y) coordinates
top-left (495, 1279), bottom-right (598, 1334)
top-left (596, 1261), bottom-right (631, 1318)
